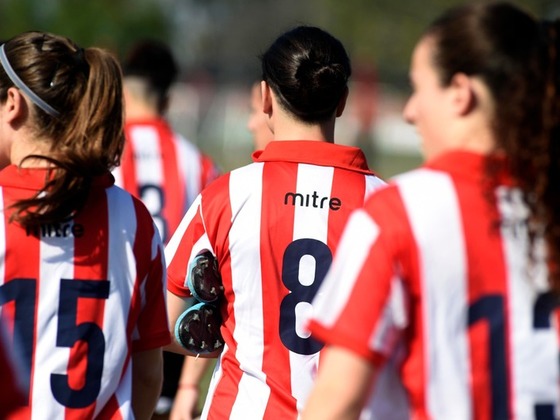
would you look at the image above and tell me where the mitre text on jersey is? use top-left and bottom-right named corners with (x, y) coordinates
top-left (26, 221), bottom-right (85, 238)
top-left (284, 191), bottom-right (341, 211)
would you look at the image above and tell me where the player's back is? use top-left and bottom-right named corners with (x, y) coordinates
top-left (114, 117), bottom-right (219, 243)
top-left (358, 151), bottom-right (558, 419)
top-left (197, 140), bottom-right (384, 419)
top-left (0, 166), bottom-right (168, 419)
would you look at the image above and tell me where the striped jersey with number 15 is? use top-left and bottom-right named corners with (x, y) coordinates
top-left (0, 165), bottom-right (169, 419)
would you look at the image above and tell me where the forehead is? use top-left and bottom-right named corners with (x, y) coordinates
top-left (410, 36), bottom-right (437, 81)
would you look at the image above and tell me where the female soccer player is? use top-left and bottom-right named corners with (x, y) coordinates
top-left (115, 39), bottom-right (220, 245)
top-left (303, 2), bottom-right (560, 419)
top-left (115, 38), bottom-right (221, 419)
top-left (0, 32), bottom-right (169, 418)
top-left (165, 26), bottom-right (385, 419)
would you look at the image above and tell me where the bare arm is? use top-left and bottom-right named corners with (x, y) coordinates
top-left (169, 356), bottom-right (215, 420)
top-left (132, 347), bottom-right (164, 420)
top-left (302, 346), bottom-right (376, 420)
top-left (165, 291), bottom-right (192, 355)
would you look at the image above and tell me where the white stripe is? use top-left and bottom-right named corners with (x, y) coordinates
top-left (33, 223), bottom-right (76, 418)
top-left (498, 187), bottom-right (558, 419)
top-left (129, 127), bottom-right (165, 236)
top-left (290, 164), bottom-right (335, 409)
top-left (176, 134), bottom-right (203, 208)
top-left (200, 343), bottom-right (226, 420)
top-left (364, 175), bottom-right (386, 201)
top-left (397, 169), bottom-right (471, 420)
top-left (227, 163), bottom-right (269, 418)
top-left (293, 164), bottom-right (333, 240)
top-left (130, 126), bottom-right (164, 185)
top-left (93, 187), bottom-right (136, 414)
top-left (112, 165), bottom-right (123, 188)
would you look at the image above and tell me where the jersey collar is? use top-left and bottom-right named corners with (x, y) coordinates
top-left (425, 150), bottom-right (513, 185)
top-left (0, 165), bottom-right (115, 190)
top-left (252, 140), bottom-right (374, 175)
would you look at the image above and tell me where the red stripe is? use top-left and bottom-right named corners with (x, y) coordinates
top-left (363, 187), bottom-right (427, 416)
top-left (261, 162), bottom-right (299, 418)
top-left (455, 178), bottom-right (512, 419)
top-left (64, 187), bottom-right (109, 419)
top-left (200, 154), bottom-right (218, 188)
top-left (130, 197), bottom-right (168, 352)
top-left (2, 188), bottom-right (41, 412)
top-left (327, 169), bottom-right (366, 252)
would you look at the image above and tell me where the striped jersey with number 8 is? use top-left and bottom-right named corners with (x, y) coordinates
top-left (166, 140), bottom-right (385, 419)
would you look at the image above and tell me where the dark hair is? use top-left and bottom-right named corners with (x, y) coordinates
top-left (425, 2), bottom-right (560, 290)
top-left (261, 26), bottom-right (351, 124)
top-left (122, 39), bottom-right (178, 107)
top-left (0, 31), bottom-right (125, 228)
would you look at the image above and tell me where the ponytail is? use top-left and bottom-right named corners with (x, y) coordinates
top-left (0, 32), bottom-right (125, 229)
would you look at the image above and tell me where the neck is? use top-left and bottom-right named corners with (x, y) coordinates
top-left (271, 110), bottom-right (336, 143)
top-left (124, 100), bottom-right (160, 121)
top-left (11, 132), bottom-right (53, 167)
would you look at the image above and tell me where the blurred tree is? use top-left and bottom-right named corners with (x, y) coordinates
top-left (0, 0), bottom-right (170, 55)
top-left (315, 0), bottom-right (559, 88)
top-left (0, 0), bottom-right (557, 88)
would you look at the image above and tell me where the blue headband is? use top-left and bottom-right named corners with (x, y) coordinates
top-left (0, 44), bottom-right (60, 117)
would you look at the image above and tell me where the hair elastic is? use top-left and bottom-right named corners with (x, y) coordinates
top-left (0, 44), bottom-right (60, 117)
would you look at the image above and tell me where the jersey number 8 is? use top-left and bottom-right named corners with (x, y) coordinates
top-left (280, 238), bottom-right (332, 355)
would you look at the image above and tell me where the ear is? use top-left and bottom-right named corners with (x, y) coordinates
top-left (3, 87), bottom-right (27, 124)
top-left (261, 80), bottom-right (273, 115)
top-left (335, 86), bottom-right (349, 117)
top-left (449, 73), bottom-right (476, 116)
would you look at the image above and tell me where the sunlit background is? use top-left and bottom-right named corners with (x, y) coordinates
top-left (1, 0), bottom-right (558, 178)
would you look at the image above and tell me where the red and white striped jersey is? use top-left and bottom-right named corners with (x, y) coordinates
top-left (113, 118), bottom-right (220, 243)
top-left (0, 165), bottom-right (169, 419)
top-left (309, 151), bottom-right (560, 420)
top-left (166, 140), bottom-right (385, 419)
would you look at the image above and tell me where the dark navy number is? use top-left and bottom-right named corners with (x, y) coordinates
top-left (0, 278), bottom-right (36, 401)
top-left (51, 279), bottom-right (109, 408)
top-left (279, 238), bottom-right (332, 355)
top-left (468, 292), bottom-right (560, 420)
top-left (468, 295), bottom-right (508, 420)
top-left (533, 292), bottom-right (560, 420)
top-left (0, 278), bottom-right (109, 408)
top-left (139, 183), bottom-right (168, 242)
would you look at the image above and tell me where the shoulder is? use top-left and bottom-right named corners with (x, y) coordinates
top-left (105, 185), bottom-right (154, 222)
top-left (363, 166), bottom-right (460, 231)
top-left (198, 163), bottom-right (263, 212)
